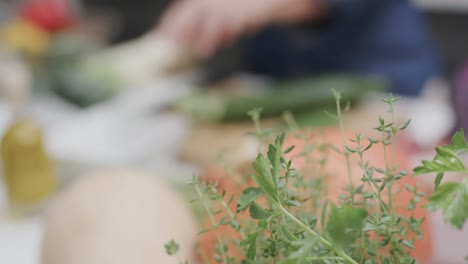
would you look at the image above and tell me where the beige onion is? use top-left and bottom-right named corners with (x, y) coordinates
top-left (41, 168), bottom-right (198, 264)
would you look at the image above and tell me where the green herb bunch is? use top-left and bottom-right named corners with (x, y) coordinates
top-left (166, 93), bottom-right (468, 264)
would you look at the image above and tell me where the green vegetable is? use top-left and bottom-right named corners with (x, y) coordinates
top-left (176, 74), bottom-right (387, 122)
top-left (49, 59), bottom-right (123, 107)
top-left (38, 33), bottom-right (124, 107)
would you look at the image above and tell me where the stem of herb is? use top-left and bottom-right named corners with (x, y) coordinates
top-left (356, 139), bottom-right (382, 263)
top-left (277, 204), bottom-right (358, 264)
top-left (218, 192), bottom-right (246, 240)
top-left (306, 256), bottom-right (345, 261)
top-left (283, 111), bottom-right (299, 131)
top-left (270, 221), bottom-right (279, 264)
top-left (382, 97), bottom-right (398, 219)
top-left (195, 183), bottom-right (229, 264)
top-left (376, 249), bottom-right (382, 264)
top-left (360, 229), bottom-right (366, 263)
top-left (249, 108), bottom-right (267, 153)
top-left (335, 94), bottom-right (355, 203)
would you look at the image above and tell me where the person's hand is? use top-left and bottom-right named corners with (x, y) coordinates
top-left (157, 0), bottom-right (323, 57)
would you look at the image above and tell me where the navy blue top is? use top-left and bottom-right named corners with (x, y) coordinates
top-left (245, 0), bottom-right (441, 96)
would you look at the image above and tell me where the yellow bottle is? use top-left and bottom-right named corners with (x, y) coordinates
top-left (1, 118), bottom-right (56, 209)
top-left (0, 54), bottom-right (56, 214)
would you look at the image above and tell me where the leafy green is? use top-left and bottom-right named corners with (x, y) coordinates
top-left (413, 129), bottom-right (468, 229)
top-left (326, 205), bottom-right (367, 249)
top-left (251, 154), bottom-right (278, 202)
top-left (434, 173), bottom-right (444, 191)
top-left (285, 237), bottom-right (319, 261)
top-left (249, 202), bottom-right (273, 220)
top-left (164, 240), bottom-right (180, 256)
top-left (413, 147), bottom-right (467, 175)
top-left (427, 180), bottom-right (468, 229)
top-left (240, 220), bottom-right (268, 260)
top-left (237, 187), bottom-right (263, 213)
top-left (445, 129), bottom-right (468, 154)
top-left (267, 135), bottom-right (284, 187)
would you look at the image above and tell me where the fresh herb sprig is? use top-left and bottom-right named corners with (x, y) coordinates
top-left (166, 93), bottom-right (468, 263)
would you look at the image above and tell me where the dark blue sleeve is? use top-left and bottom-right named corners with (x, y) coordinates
top-left (324, 0), bottom-right (372, 18)
top-left (246, 0), bottom-right (441, 96)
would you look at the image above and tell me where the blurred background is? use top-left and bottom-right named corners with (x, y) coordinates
top-left (0, 0), bottom-right (467, 263)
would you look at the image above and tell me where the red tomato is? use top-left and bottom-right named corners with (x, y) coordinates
top-left (19, 0), bottom-right (76, 32)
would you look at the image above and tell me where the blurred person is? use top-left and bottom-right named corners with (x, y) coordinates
top-left (82, 0), bottom-right (454, 146)
top-left (157, 0), bottom-right (441, 97)
top-left (82, 0), bottom-right (441, 96)
top-left (157, 0), bottom-right (456, 149)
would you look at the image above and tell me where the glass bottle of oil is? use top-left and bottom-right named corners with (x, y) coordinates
top-left (0, 58), bottom-right (56, 215)
top-left (1, 118), bottom-right (56, 213)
